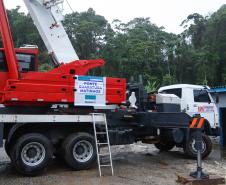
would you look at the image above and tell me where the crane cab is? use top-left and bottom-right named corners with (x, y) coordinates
top-left (0, 47), bottom-right (39, 73)
top-left (0, 48), bottom-right (39, 96)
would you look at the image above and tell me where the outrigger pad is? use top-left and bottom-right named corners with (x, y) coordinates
top-left (190, 170), bottom-right (209, 179)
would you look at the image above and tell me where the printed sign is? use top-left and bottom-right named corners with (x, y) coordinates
top-left (74, 76), bottom-right (106, 106)
top-left (77, 76), bottom-right (104, 95)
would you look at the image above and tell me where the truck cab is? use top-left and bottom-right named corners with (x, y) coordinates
top-left (158, 84), bottom-right (219, 136)
top-left (0, 47), bottom-right (39, 92)
top-left (0, 47), bottom-right (39, 72)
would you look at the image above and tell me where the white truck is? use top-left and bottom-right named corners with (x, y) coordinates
top-left (158, 84), bottom-right (220, 136)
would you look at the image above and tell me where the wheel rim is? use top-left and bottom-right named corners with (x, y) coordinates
top-left (21, 142), bottom-right (46, 167)
top-left (191, 139), bottom-right (206, 154)
top-left (73, 140), bottom-right (93, 163)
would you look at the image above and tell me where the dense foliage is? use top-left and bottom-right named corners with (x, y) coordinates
top-left (1, 5), bottom-right (226, 91)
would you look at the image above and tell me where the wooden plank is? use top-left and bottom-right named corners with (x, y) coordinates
top-left (177, 173), bottom-right (225, 185)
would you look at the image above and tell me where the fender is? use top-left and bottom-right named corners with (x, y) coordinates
top-left (6, 122), bottom-right (28, 144)
top-left (203, 119), bottom-right (212, 135)
top-left (6, 121), bottom-right (94, 145)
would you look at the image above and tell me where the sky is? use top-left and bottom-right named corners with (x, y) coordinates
top-left (4, 0), bottom-right (226, 34)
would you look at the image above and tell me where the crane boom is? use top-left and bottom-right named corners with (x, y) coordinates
top-left (23, 0), bottom-right (79, 64)
top-left (0, 0), bottom-right (18, 79)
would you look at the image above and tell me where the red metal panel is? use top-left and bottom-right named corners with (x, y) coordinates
top-left (49, 59), bottom-right (105, 76)
top-left (3, 91), bottom-right (74, 103)
top-left (6, 83), bottom-right (72, 93)
top-left (1, 76), bottom-right (126, 105)
top-left (21, 72), bottom-right (74, 83)
top-left (1, 74), bottom-right (126, 106)
top-left (0, 72), bottom-right (8, 102)
top-left (0, 72), bottom-right (8, 89)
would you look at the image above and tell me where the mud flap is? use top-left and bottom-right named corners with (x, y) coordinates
top-left (0, 123), bottom-right (3, 148)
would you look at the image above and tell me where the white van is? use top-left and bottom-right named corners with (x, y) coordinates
top-left (158, 84), bottom-right (219, 136)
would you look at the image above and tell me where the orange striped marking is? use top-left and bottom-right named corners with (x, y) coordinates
top-left (197, 118), bottom-right (205, 129)
top-left (189, 118), bottom-right (198, 128)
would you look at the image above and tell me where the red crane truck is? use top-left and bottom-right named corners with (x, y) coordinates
top-left (0, 0), bottom-right (212, 175)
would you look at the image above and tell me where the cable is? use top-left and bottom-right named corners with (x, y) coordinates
top-left (65, 0), bottom-right (74, 13)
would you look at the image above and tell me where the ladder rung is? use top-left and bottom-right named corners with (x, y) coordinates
top-left (94, 121), bottom-right (105, 124)
top-left (96, 132), bottom-right (107, 134)
top-left (100, 165), bottom-right (111, 167)
top-left (97, 143), bottom-right (108, 145)
top-left (98, 153), bottom-right (110, 156)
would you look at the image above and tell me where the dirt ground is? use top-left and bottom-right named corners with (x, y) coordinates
top-left (0, 140), bottom-right (225, 185)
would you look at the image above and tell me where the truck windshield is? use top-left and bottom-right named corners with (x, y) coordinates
top-left (194, 90), bottom-right (210, 103)
top-left (0, 51), bottom-right (36, 72)
top-left (160, 88), bottom-right (182, 98)
top-left (16, 53), bottom-right (36, 72)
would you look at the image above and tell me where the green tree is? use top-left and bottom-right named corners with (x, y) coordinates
top-left (180, 5), bottom-right (226, 86)
top-left (64, 8), bottom-right (108, 60)
top-left (3, 5), bottom-right (226, 88)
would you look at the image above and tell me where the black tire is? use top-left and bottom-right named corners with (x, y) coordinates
top-left (184, 133), bottom-right (212, 159)
top-left (4, 142), bottom-right (12, 158)
top-left (154, 141), bottom-right (175, 151)
top-left (10, 133), bottom-right (53, 176)
top-left (62, 132), bottom-right (96, 170)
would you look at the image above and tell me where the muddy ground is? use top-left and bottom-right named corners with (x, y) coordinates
top-left (0, 140), bottom-right (225, 185)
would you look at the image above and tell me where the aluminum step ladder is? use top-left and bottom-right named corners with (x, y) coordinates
top-left (91, 113), bottom-right (114, 177)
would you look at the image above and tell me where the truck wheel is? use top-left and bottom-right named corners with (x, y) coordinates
top-left (184, 133), bottom-right (212, 159)
top-left (10, 133), bottom-right (53, 175)
top-left (154, 141), bottom-right (175, 151)
top-left (62, 132), bottom-right (96, 170)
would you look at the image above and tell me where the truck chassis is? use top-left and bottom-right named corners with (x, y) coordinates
top-left (0, 110), bottom-right (212, 175)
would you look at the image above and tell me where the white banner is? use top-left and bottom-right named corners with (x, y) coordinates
top-left (74, 76), bottom-right (106, 106)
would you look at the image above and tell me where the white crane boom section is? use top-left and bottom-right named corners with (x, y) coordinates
top-left (23, 0), bottom-right (79, 64)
